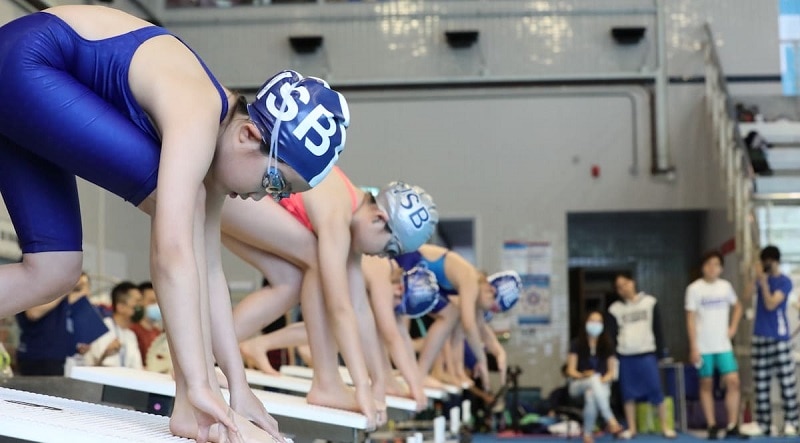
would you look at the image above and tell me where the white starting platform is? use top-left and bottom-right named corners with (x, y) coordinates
top-left (0, 386), bottom-right (191, 443)
top-left (243, 369), bottom-right (420, 414)
top-left (69, 366), bottom-right (368, 443)
top-left (278, 365), bottom-right (455, 399)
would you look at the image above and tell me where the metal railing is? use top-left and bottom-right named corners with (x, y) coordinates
top-left (703, 23), bottom-right (760, 277)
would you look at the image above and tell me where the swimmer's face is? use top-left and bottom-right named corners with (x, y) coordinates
top-left (477, 274), bottom-right (497, 311)
top-left (352, 193), bottom-right (393, 256)
top-left (217, 119), bottom-right (311, 201)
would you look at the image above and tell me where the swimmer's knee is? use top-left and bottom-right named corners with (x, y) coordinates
top-left (22, 251), bottom-right (83, 303)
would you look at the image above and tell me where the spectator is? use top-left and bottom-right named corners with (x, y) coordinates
top-left (685, 251), bottom-right (746, 439)
top-left (85, 282), bottom-right (143, 369)
top-left (567, 311), bottom-right (629, 443)
top-left (15, 271), bottom-right (96, 375)
top-left (751, 245), bottom-right (799, 436)
top-left (608, 272), bottom-right (676, 439)
top-left (130, 281), bottom-right (162, 367)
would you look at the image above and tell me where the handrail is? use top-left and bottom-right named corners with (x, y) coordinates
top-left (702, 22), bottom-right (760, 277)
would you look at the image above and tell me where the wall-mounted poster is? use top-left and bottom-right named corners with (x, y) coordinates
top-left (501, 241), bottom-right (552, 325)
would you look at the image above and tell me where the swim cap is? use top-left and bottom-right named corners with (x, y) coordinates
top-left (376, 182), bottom-right (438, 257)
top-left (395, 265), bottom-right (440, 318)
top-left (488, 271), bottom-right (522, 312)
top-left (247, 70), bottom-right (350, 187)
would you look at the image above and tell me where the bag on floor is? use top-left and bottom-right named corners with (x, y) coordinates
top-left (636, 396), bottom-right (674, 433)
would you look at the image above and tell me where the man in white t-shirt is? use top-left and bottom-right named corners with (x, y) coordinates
top-left (685, 251), bottom-right (745, 440)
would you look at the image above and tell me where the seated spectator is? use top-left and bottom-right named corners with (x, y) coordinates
top-left (567, 311), bottom-right (629, 443)
top-left (85, 282), bottom-right (143, 369)
top-left (15, 271), bottom-right (95, 376)
top-left (130, 281), bottom-right (162, 368)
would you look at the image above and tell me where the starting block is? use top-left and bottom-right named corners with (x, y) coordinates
top-left (243, 368), bottom-right (420, 414)
top-left (0, 386), bottom-right (190, 443)
top-left (278, 365), bottom-right (454, 399)
top-left (69, 366), bottom-right (368, 443)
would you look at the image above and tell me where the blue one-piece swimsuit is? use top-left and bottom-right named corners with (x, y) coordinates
top-left (395, 250), bottom-right (457, 313)
top-left (0, 12), bottom-right (228, 253)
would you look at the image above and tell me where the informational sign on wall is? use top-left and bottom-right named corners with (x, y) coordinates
top-left (501, 241), bottom-right (553, 325)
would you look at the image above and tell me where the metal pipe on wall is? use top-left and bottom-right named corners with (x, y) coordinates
top-left (653, 0), bottom-right (673, 175)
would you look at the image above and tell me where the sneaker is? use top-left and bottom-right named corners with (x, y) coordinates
top-left (724, 425), bottom-right (749, 440)
top-left (737, 422), bottom-right (764, 437)
top-left (708, 425), bottom-right (721, 440)
top-left (663, 429), bottom-right (677, 439)
top-left (783, 423), bottom-right (798, 437)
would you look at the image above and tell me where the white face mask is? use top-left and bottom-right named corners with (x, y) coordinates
top-left (585, 321), bottom-right (604, 337)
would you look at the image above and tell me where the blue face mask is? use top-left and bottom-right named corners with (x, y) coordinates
top-left (585, 321), bottom-right (604, 337)
top-left (145, 304), bottom-right (162, 323)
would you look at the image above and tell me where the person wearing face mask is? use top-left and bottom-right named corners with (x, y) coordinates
top-left (750, 245), bottom-right (799, 437)
top-left (85, 281), bottom-right (143, 370)
top-left (567, 311), bottom-right (629, 443)
top-left (130, 281), bottom-right (163, 368)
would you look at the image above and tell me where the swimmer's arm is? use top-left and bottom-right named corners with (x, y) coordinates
top-left (450, 261), bottom-right (486, 367)
top-left (149, 79), bottom-right (221, 389)
top-left (204, 194), bottom-right (248, 393)
top-left (306, 190), bottom-right (371, 390)
top-left (481, 323), bottom-right (507, 385)
top-left (364, 258), bottom-right (421, 395)
top-left (348, 259), bottom-right (387, 398)
top-left (395, 316), bottom-right (426, 392)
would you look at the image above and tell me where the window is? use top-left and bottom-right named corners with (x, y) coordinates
top-left (780, 0), bottom-right (800, 95)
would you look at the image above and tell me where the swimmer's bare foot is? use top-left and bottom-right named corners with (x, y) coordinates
top-left (386, 376), bottom-right (410, 398)
top-left (170, 393), bottom-right (278, 442)
top-left (307, 381), bottom-right (376, 430)
top-left (240, 338), bottom-right (280, 375)
top-left (438, 371), bottom-right (461, 386)
top-left (458, 374), bottom-right (475, 388)
top-left (424, 375), bottom-right (445, 390)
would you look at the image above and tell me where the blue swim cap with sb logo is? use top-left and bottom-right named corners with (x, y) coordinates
top-left (247, 70), bottom-right (350, 187)
top-left (395, 265), bottom-right (440, 318)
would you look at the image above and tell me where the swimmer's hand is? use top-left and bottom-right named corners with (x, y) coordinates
top-left (230, 387), bottom-right (285, 443)
top-left (188, 386), bottom-right (240, 443)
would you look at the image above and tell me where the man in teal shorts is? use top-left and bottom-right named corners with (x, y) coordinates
top-left (686, 251), bottom-right (746, 440)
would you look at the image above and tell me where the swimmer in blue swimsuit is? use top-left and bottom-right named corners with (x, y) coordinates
top-left (396, 244), bottom-right (494, 390)
top-left (0, 6), bottom-right (349, 442)
top-left (234, 256), bottom-right (440, 413)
